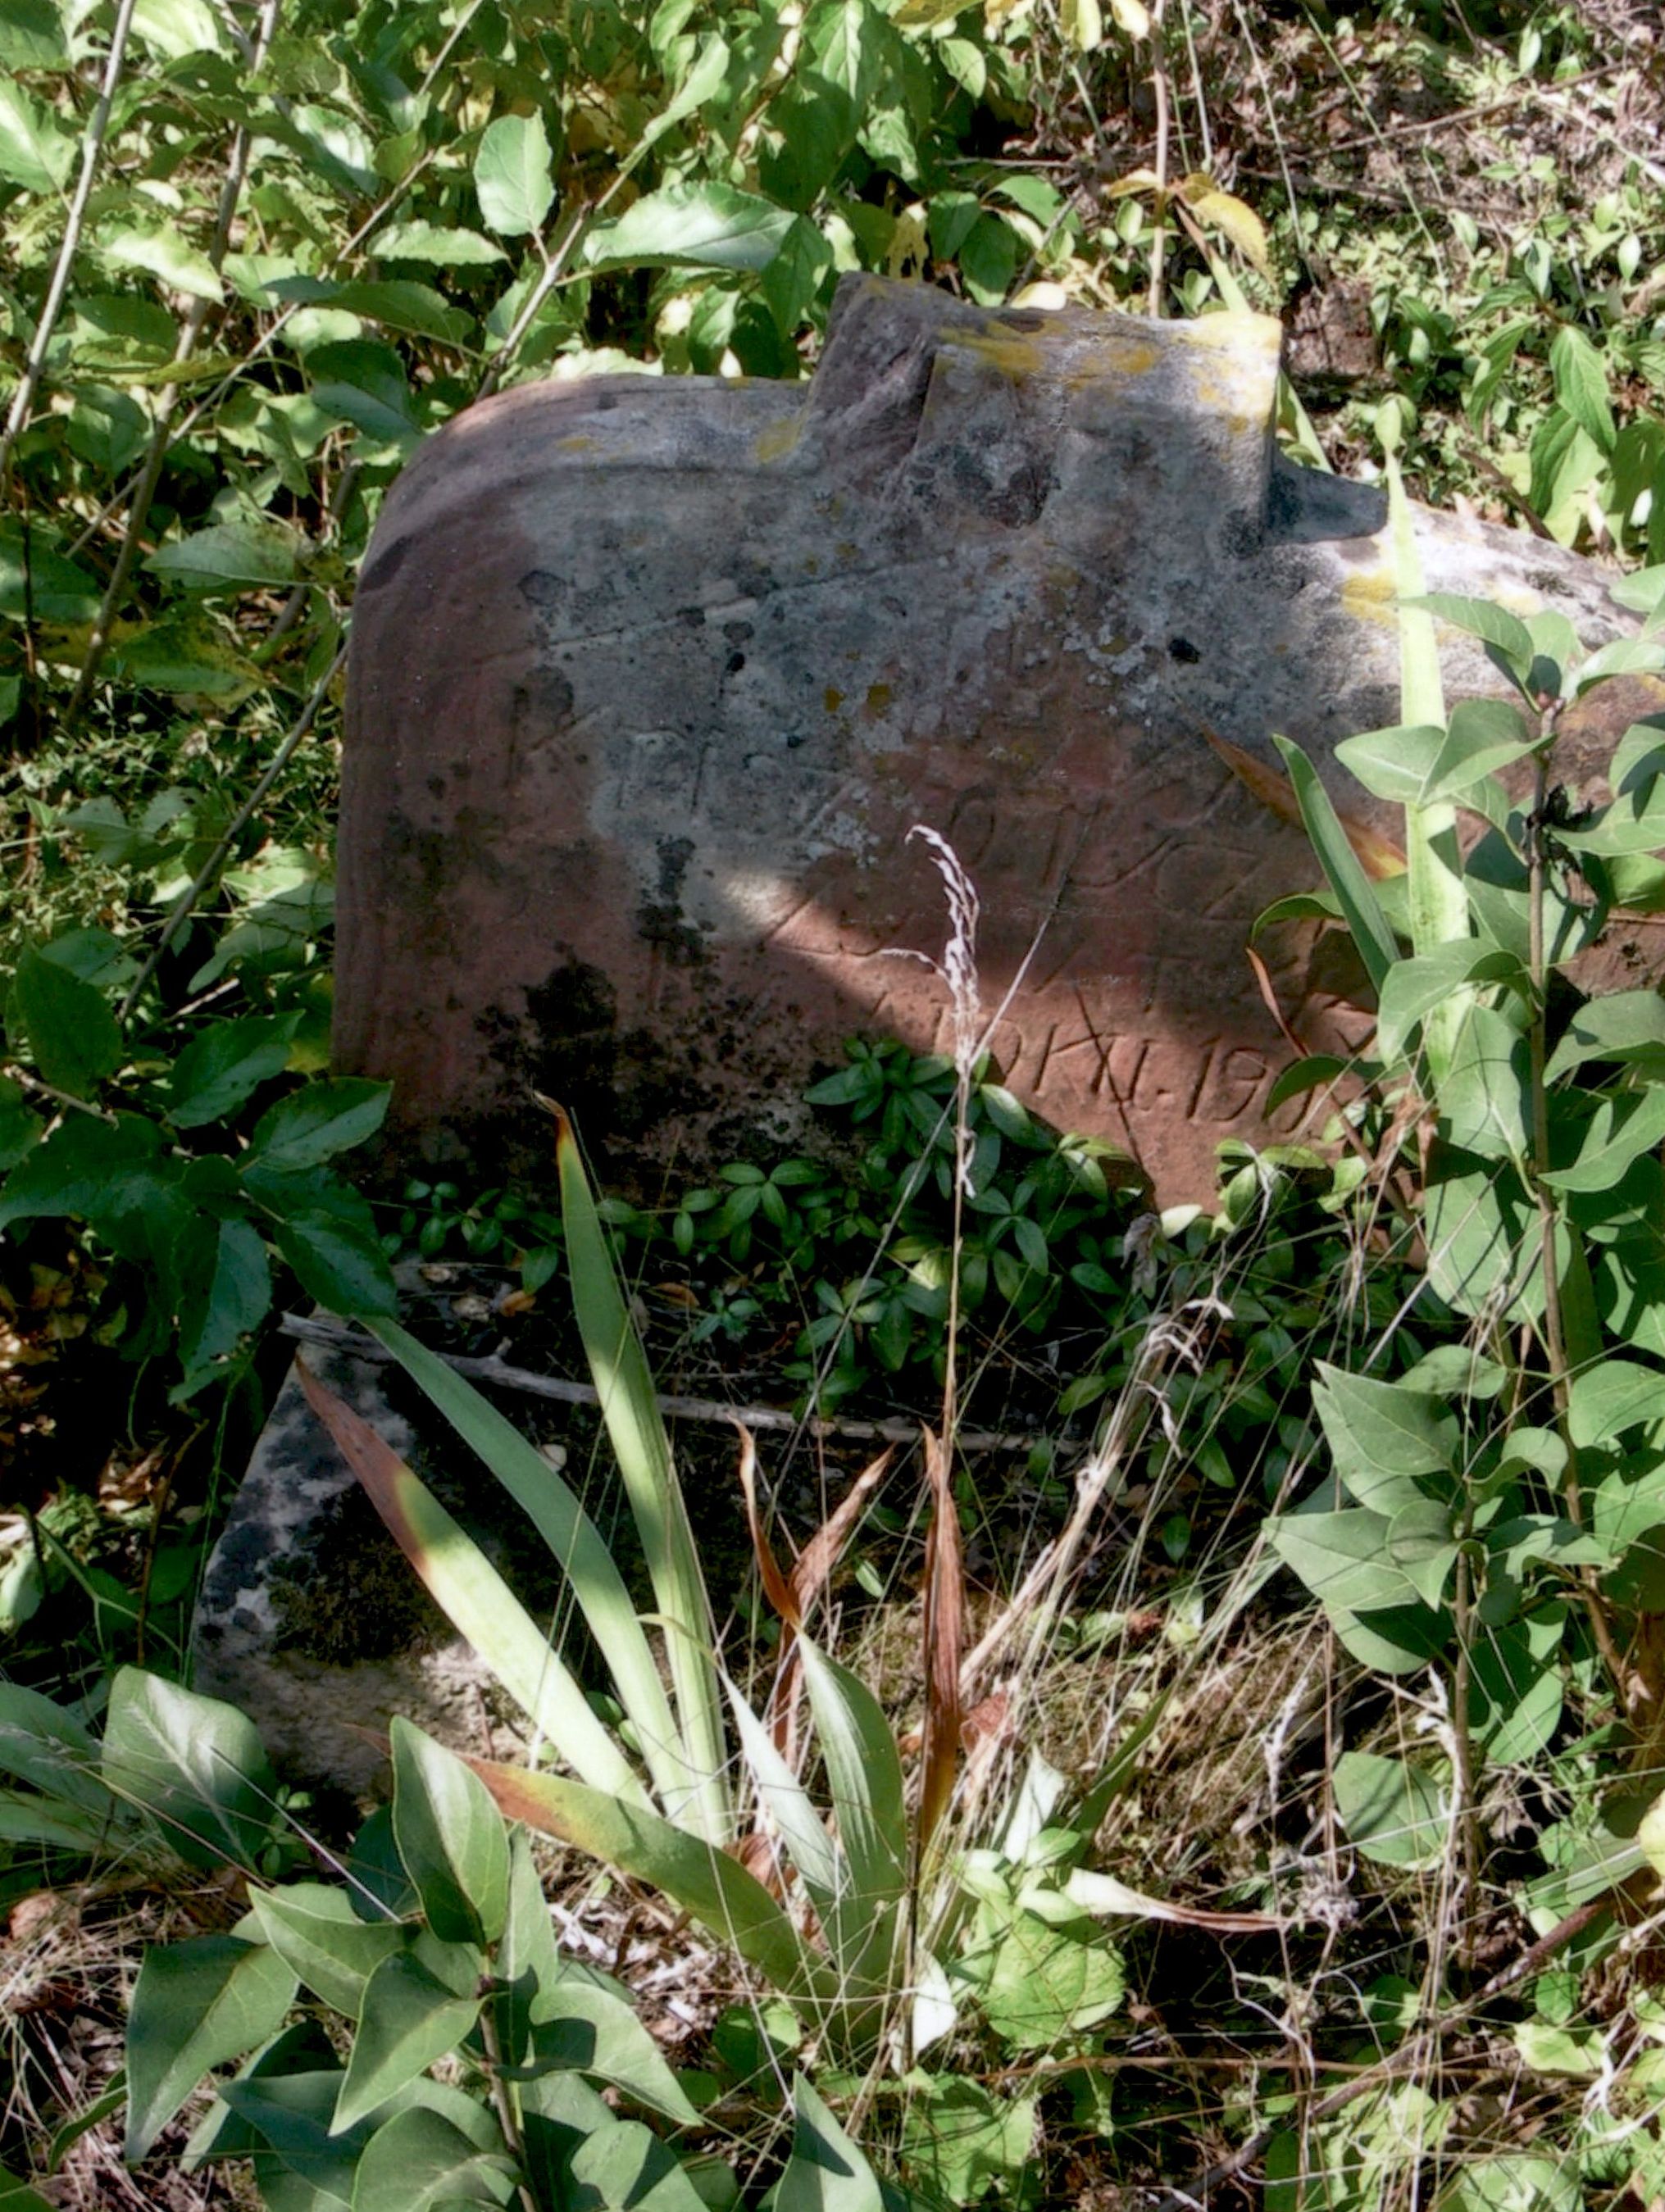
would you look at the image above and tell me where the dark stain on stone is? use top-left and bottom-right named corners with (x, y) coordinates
top-left (1168, 637), bottom-right (1201, 664)
top-left (358, 534), bottom-right (409, 593)
top-left (516, 569), bottom-right (567, 611)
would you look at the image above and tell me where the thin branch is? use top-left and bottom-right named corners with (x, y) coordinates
top-left (277, 1312), bottom-right (1046, 1455)
top-left (0, 0), bottom-right (142, 488)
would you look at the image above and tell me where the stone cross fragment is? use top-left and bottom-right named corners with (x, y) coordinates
top-left (337, 274), bottom-right (1651, 1200)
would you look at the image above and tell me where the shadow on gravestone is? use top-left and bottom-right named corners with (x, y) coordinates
top-left (334, 272), bottom-right (1662, 1204)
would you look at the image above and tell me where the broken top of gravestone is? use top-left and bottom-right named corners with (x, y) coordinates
top-left (336, 274), bottom-right (1655, 1200)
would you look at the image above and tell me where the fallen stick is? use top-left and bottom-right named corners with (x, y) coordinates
top-left (278, 1313), bottom-right (1045, 1456)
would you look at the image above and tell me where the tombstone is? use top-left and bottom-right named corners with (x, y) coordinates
top-left (334, 273), bottom-right (1656, 1202)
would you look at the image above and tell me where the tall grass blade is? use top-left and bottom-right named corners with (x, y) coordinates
top-left (464, 1757), bottom-right (844, 2021)
top-left (365, 1317), bottom-right (689, 1815)
top-left (296, 1362), bottom-right (648, 1807)
top-left (1272, 738), bottom-right (1400, 992)
top-left (551, 1101), bottom-right (730, 1842)
top-left (797, 1639), bottom-right (907, 2004)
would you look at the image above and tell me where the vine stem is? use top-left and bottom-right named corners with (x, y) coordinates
top-left (0, 0), bottom-right (142, 489)
top-left (1147, 0), bottom-right (1171, 317)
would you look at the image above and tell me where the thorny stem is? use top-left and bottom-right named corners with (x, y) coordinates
top-left (1523, 721), bottom-right (1630, 1697)
top-left (0, 0), bottom-right (141, 489)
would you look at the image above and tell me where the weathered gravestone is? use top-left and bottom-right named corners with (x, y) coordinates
top-left (334, 272), bottom-right (1656, 1202)
top-left (196, 278), bottom-right (1665, 1787)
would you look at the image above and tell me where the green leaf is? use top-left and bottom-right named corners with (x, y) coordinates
top-left (10, 944), bottom-right (121, 1098)
top-left (0, 2164), bottom-right (55, 2210)
top-left (247, 1078), bottom-right (389, 1169)
top-left (0, 1111), bottom-right (163, 1229)
top-left (270, 1203), bottom-right (398, 1316)
top-left (1572, 634), bottom-right (1665, 695)
top-left (584, 184), bottom-right (794, 275)
top-left (145, 519), bottom-right (303, 591)
top-left (1540, 1088), bottom-right (1665, 1194)
top-left (1385, 1500), bottom-right (1458, 1610)
top-left (102, 223), bottom-right (223, 300)
top-left (218, 2069), bottom-right (369, 2197)
top-left (467, 1760), bottom-right (841, 2025)
top-left (1403, 593), bottom-right (1534, 676)
top-left (0, 79), bottom-right (73, 193)
top-left (389, 1719), bottom-right (509, 1950)
top-left (566, 2116), bottom-right (708, 2210)
top-left (374, 219), bottom-right (507, 266)
top-left (1312, 1364), bottom-right (1457, 1513)
top-left (899, 2073), bottom-right (1036, 2209)
top-left (777, 2074), bottom-right (884, 2212)
top-left (177, 1216), bottom-right (271, 1379)
top-left (1335, 722), bottom-right (1447, 806)
top-left (353, 2105), bottom-right (515, 2211)
top-left (1419, 697), bottom-right (1540, 804)
top-left (981, 1911), bottom-right (1125, 2048)
top-left (1438, 1005), bottom-right (1530, 1164)
top-left (332, 1951), bottom-right (482, 2135)
top-left (1270, 1507), bottom-right (1417, 1613)
top-left (168, 1014), bottom-right (299, 1128)
top-left (556, 1112), bottom-right (727, 1839)
top-left (0, 0), bottom-right (68, 67)
top-left (102, 1667), bottom-right (278, 1873)
top-left (0, 520), bottom-right (101, 624)
top-left (474, 111), bottom-right (554, 237)
top-left (1549, 326), bottom-right (1615, 454)
top-left (1436, 2153), bottom-right (1581, 2212)
top-left (1376, 943), bottom-right (1521, 1066)
top-left (0, 1683), bottom-right (109, 1817)
top-left (1272, 738), bottom-right (1399, 992)
top-left (1469, 1615), bottom-right (1564, 1765)
top-left (125, 1936), bottom-right (298, 2161)
top-left (1568, 1357), bottom-right (1665, 1449)
top-left (1333, 1751), bottom-right (1449, 1869)
top-left (246, 1884), bottom-right (407, 2021)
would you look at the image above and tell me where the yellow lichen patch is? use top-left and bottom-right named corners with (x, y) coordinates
top-left (1066, 334), bottom-right (1162, 388)
top-left (863, 682), bottom-right (893, 719)
top-left (824, 687), bottom-right (844, 713)
top-left (1180, 311), bottom-right (1282, 357)
top-left (956, 328), bottom-right (1049, 379)
top-left (753, 416), bottom-right (803, 464)
top-left (556, 434), bottom-right (597, 453)
top-left (1342, 570), bottom-right (1399, 628)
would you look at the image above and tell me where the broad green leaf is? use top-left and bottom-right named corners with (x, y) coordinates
top-left (0, 79), bottom-right (73, 193)
top-left (516, 1973), bottom-right (702, 2128)
top-left (389, 1719), bottom-right (509, 1950)
top-left (353, 2105), bottom-right (515, 2211)
top-left (1468, 1615), bottom-right (1564, 1765)
top-left (270, 1204), bottom-right (398, 1317)
top-left (367, 1321), bottom-right (680, 1806)
top-left (293, 1364), bottom-right (647, 1805)
top-left (1177, 176), bottom-right (1269, 276)
top-left (1438, 1004), bottom-right (1530, 1164)
top-left (1312, 1364), bottom-right (1457, 1512)
top-left (1333, 1751), bottom-right (1449, 1869)
top-left (1436, 2153), bottom-right (1581, 2212)
top-left (1335, 722), bottom-right (1445, 805)
top-left (1549, 325), bottom-right (1615, 454)
top-left (177, 1216), bottom-right (271, 1379)
top-left (1385, 1500), bottom-right (1458, 1610)
top-left (246, 1884), bottom-right (407, 2021)
top-left (0, 0), bottom-right (67, 67)
top-left (981, 1910), bottom-right (1125, 2047)
top-left (899, 2073), bottom-right (1036, 2210)
top-left (1419, 697), bottom-right (1540, 803)
top-left (102, 223), bottom-right (223, 300)
top-left (317, 279), bottom-right (472, 344)
top-left (145, 520), bottom-right (303, 590)
top-left (556, 1111), bottom-right (727, 1839)
top-left (217, 2069), bottom-right (369, 2197)
top-left (1376, 943), bottom-right (1520, 1066)
top-left (0, 1111), bottom-right (164, 1229)
top-left (132, 0), bottom-right (227, 58)
top-left (102, 1669), bottom-right (278, 1872)
top-left (11, 944), bottom-right (121, 1098)
top-left (125, 1936), bottom-right (298, 2160)
top-left (0, 2164), bottom-right (54, 2210)
top-left (637, 31), bottom-right (733, 159)
top-left (332, 1952), bottom-right (482, 2135)
top-left (0, 520), bottom-right (101, 624)
top-left (566, 2115), bottom-right (708, 2210)
top-left (584, 184), bottom-right (794, 275)
top-left (777, 2074), bottom-right (884, 2212)
top-left (168, 1014), bottom-right (299, 1128)
top-left (1402, 593), bottom-right (1533, 676)
top-left (1058, 0), bottom-right (1101, 48)
top-left (1269, 1506), bottom-right (1417, 1613)
top-left (474, 111), bottom-right (554, 237)
top-left (797, 1640), bottom-right (905, 2000)
top-left (106, 613), bottom-right (262, 700)
top-left (0, 1683), bottom-right (109, 1817)
top-left (1568, 1358), bottom-right (1665, 1449)
top-left (1572, 634), bottom-right (1665, 694)
top-left (466, 1760), bottom-right (841, 2024)
top-left (1540, 1088), bottom-right (1665, 1194)
top-left (1272, 738), bottom-right (1399, 991)
top-left (247, 1078), bottom-right (389, 1169)
top-left (0, 1076), bottom-right (36, 1170)
top-left (374, 219), bottom-right (506, 266)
